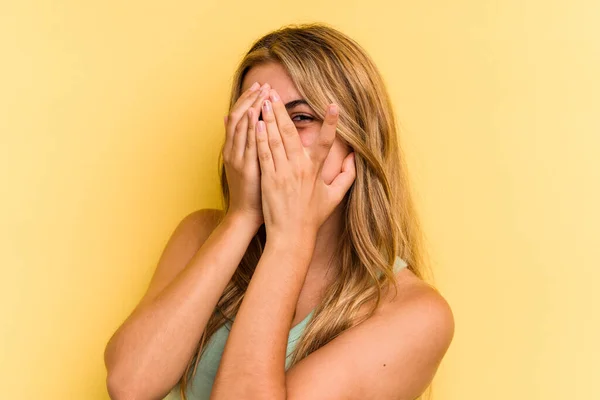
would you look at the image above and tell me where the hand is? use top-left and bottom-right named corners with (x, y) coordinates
top-left (222, 82), bottom-right (272, 227)
top-left (255, 88), bottom-right (356, 241)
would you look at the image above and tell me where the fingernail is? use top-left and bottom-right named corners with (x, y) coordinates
top-left (270, 90), bottom-right (280, 102)
top-left (249, 82), bottom-right (260, 91)
top-left (328, 104), bottom-right (338, 116)
top-left (263, 99), bottom-right (272, 112)
top-left (257, 120), bottom-right (265, 133)
top-left (259, 84), bottom-right (269, 96)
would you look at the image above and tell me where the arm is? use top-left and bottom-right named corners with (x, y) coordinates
top-left (283, 284), bottom-right (455, 400)
top-left (211, 88), bottom-right (454, 399)
top-left (211, 230), bottom-right (454, 400)
top-left (210, 87), bottom-right (354, 399)
top-left (104, 210), bottom-right (260, 400)
top-left (210, 235), bottom-right (315, 399)
top-left (105, 80), bottom-right (271, 399)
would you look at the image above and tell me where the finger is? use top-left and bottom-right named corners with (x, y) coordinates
top-left (224, 82), bottom-right (261, 156)
top-left (244, 107), bottom-right (259, 165)
top-left (227, 83), bottom-right (269, 160)
top-left (249, 83), bottom-right (271, 119)
top-left (262, 98), bottom-right (288, 171)
top-left (233, 85), bottom-right (269, 151)
top-left (256, 120), bottom-right (274, 175)
top-left (269, 89), bottom-right (303, 160)
top-left (232, 107), bottom-right (251, 161)
top-left (310, 104), bottom-right (339, 167)
top-left (328, 152), bottom-right (356, 203)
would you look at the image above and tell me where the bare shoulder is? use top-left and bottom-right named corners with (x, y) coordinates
top-left (286, 265), bottom-right (455, 399)
top-left (158, 208), bottom-right (226, 261)
top-left (371, 265), bottom-right (455, 364)
top-left (136, 208), bottom-right (225, 308)
top-left (391, 266), bottom-right (453, 325)
top-left (384, 266), bottom-right (455, 351)
top-left (175, 208), bottom-right (226, 242)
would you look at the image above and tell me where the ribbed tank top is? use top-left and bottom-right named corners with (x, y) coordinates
top-left (164, 256), bottom-right (408, 400)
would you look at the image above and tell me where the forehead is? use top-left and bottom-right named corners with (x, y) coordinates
top-left (241, 62), bottom-right (301, 101)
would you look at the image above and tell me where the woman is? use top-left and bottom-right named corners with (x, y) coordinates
top-left (104, 23), bottom-right (454, 400)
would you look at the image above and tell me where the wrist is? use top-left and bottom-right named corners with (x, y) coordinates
top-left (224, 210), bottom-right (263, 234)
top-left (266, 228), bottom-right (317, 256)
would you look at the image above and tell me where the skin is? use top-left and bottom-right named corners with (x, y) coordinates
top-left (210, 62), bottom-right (456, 399)
top-left (227, 61), bottom-right (355, 324)
top-left (103, 62), bottom-right (454, 400)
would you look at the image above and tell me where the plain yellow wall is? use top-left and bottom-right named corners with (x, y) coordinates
top-left (2, 0), bottom-right (598, 399)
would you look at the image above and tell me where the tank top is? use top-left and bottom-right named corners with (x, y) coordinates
top-left (164, 256), bottom-right (408, 400)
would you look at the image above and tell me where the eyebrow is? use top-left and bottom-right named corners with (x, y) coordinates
top-left (284, 99), bottom-right (310, 110)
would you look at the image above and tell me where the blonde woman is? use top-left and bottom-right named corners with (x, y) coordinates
top-left (104, 23), bottom-right (454, 400)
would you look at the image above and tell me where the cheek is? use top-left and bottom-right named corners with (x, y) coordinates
top-left (298, 128), bottom-right (317, 148)
top-left (297, 127), bottom-right (350, 185)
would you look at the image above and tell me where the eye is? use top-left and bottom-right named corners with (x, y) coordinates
top-left (291, 114), bottom-right (314, 123)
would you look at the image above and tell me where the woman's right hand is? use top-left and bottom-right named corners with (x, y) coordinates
top-left (222, 81), bottom-right (271, 229)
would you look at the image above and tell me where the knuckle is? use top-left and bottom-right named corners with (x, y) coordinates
top-left (222, 151), bottom-right (230, 164)
top-left (235, 123), bottom-right (245, 134)
top-left (229, 111), bottom-right (241, 122)
top-left (318, 137), bottom-right (334, 150)
top-left (269, 137), bottom-right (282, 148)
top-left (280, 122), bottom-right (296, 136)
top-left (259, 151), bottom-right (272, 162)
top-left (262, 111), bottom-right (275, 122)
top-left (256, 133), bottom-right (268, 143)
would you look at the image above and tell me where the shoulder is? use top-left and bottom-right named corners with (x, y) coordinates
top-left (371, 267), bottom-right (455, 383)
top-left (161, 207), bottom-right (227, 270)
top-left (175, 208), bottom-right (225, 239)
top-left (285, 265), bottom-right (455, 399)
top-left (136, 208), bottom-right (225, 308)
top-left (162, 208), bottom-right (227, 258)
top-left (385, 267), bottom-right (455, 347)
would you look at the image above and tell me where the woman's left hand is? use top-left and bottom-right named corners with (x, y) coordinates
top-left (255, 88), bottom-right (356, 243)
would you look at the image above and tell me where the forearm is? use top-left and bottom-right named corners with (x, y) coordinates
top-left (211, 235), bottom-right (315, 400)
top-left (105, 213), bottom-right (260, 398)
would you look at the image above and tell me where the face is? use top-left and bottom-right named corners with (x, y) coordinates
top-left (241, 62), bottom-right (352, 185)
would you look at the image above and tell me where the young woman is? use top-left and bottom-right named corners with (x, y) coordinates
top-left (104, 23), bottom-right (454, 400)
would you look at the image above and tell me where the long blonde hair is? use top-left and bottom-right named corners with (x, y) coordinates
top-left (179, 22), bottom-right (432, 399)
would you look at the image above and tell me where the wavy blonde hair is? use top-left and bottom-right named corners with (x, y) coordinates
top-left (178, 22), bottom-right (433, 400)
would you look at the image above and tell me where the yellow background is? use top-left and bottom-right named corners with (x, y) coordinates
top-left (1, 1), bottom-right (598, 399)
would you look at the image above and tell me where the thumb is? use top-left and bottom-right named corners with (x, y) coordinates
top-left (328, 152), bottom-right (356, 203)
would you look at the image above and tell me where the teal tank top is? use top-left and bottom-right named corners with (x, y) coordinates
top-left (164, 256), bottom-right (408, 400)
